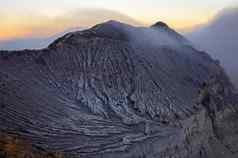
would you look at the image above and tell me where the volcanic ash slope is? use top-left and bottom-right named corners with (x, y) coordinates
top-left (0, 20), bottom-right (238, 158)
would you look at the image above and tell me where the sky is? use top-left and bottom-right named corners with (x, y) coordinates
top-left (0, 0), bottom-right (238, 41)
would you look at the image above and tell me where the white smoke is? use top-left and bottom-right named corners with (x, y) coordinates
top-left (186, 7), bottom-right (238, 88)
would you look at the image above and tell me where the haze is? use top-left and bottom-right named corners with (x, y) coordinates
top-left (1, 0), bottom-right (237, 41)
top-left (186, 7), bottom-right (238, 88)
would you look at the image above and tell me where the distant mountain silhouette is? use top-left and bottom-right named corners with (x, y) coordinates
top-left (186, 7), bottom-right (238, 88)
top-left (0, 27), bottom-right (84, 50)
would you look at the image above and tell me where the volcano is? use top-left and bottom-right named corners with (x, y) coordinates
top-left (0, 20), bottom-right (238, 158)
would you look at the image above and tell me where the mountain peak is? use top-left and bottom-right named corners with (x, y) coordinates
top-left (99, 20), bottom-right (130, 27)
top-left (49, 20), bottom-right (191, 49)
top-left (151, 21), bottom-right (169, 28)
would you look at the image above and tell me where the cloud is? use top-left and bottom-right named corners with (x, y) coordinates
top-left (186, 7), bottom-right (238, 88)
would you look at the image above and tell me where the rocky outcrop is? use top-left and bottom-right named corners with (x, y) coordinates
top-left (0, 20), bottom-right (237, 158)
